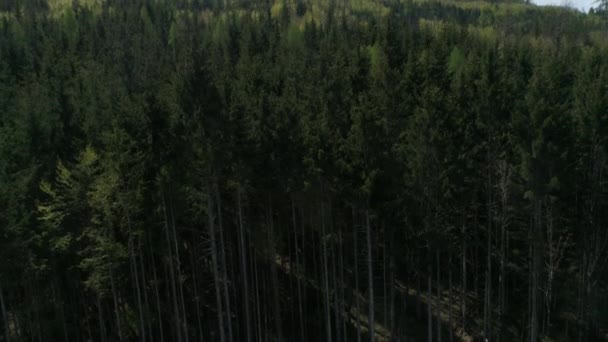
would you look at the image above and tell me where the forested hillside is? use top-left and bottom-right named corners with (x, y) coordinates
top-left (1, 0), bottom-right (607, 341)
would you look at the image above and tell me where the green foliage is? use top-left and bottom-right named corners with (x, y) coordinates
top-left (1, 1), bottom-right (607, 341)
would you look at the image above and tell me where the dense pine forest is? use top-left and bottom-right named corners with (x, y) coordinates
top-left (1, 0), bottom-right (608, 341)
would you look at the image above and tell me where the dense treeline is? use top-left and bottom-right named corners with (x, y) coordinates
top-left (1, 0), bottom-right (607, 341)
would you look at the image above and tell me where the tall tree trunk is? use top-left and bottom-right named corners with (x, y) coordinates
top-left (461, 222), bottom-right (467, 335)
top-left (498, 161), bottom-right (510, 338)
top-left (353, 208), bottom-right (361, 342)
top-left (530, 199), bottom-right (541, 342)
top-left (383, 235), bottom-right (388, 329)
top-left (128, 214), bottom-right (146, 342)
top-left (110, 267), bottom-right (123, 342)
top-left (332, 242), bottom-right (341, 342)
top-left (300, 205), bottom-right (308, 342)
top-left (189, 245), bottom-right (204, 342)
top-left (216, 185), bottom-right (233, 342)
top-left (428, 258), bottom-right (433, 342)
top-left (238, 188), bottom-right (252, 342)
top-left (170, 200), bottom-right (189, 342)
top-left (131, 238), bottom-right (146, 342)
top-left (291, 198), bottom-right (305, 342)
top-left (268, 200), bottom-right (283, 342)
top-left (366, 210), bottom-right (375, 342)
top-left (449, 252), bottom-right (453, 342)
top-left (148, 234), bottom-right (165, 342)
top-left (485, 166), bottom-right (493, 340)
top-left (436, 249), bottom-right (441, 342)
top-left (0, 284), bottom-right (9, 342)
top-left (321, 199), bottom-right (333, 342)
top-left (252, 245), bottom-right (262, 342)
top-left (339, 229), bottom-right (346, 342)
top-left (208, 189), bottom-right (226, 342)
top-left (162, 193), bottom-right (182, 342)
top-left (138, 238), bottom-right (153, 342)
top-left (389, 226), bottom-right (395, 341)
top-left (97, 295), bottom-right (106, 342)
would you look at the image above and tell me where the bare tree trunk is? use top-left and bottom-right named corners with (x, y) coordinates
top-left (169, 200), bottom-right (189, 342)
top-left (148, 235), bottom-right (165, 342)
top-left (332, 242), bottom-right (342, 342)
top-left (389, 226), bottom-right (395, 341)
top-left (291, 198), bottom-right (305, 342)
top-left (530, 199), bottom-right (541, 342)
top-left (428, 260), bottom-right (433, 342)
top-left (189, 244), bottom-right (204, 342)
top-left (138, 238), bottom-right (153, 342)
top-left (252, 246), bottom-right (262, 342)
top-left (449, 252), bottom-right (453, 342)
top-left (353, 208), bottom-right (361, 342)
top-left (128, 214), bottom-right (146, 342)
top-left (208, 189), bottom-right (226, 342)
top-left (1, 284), bottom-right (10, 342)
top-left (162, 193), bottom-right (182, 342)
top-left (110, 267), bottom-right (123, 342)
top-left (417, 270), bottom-right (422, 319)
top-left (498, 161), bottom-right (510, 338)
top-left (97, 295), bottom-right (106, 342)
top-left (436, 249), bottom-right (441, 342)
top-left (383, 236), bottom-right (388, 329)
top-left (130, 237), bottom-right (146, 342)
top-left (216, 185), bottom-right (233, 342)
top-left (366, 210), bottom-right (375, 342)
top-left (339, 230), bottom-right (347, 342)
top-left (239, 188), bottom-right (252, 342)
top-left (268, 200), bottom-right (283, 342)
top-left (485, 167), bottom-right (493, 341)
top-left (322, 199), bottom-right (333, 342)
top-left (461, 222), bottom-right (467, 335)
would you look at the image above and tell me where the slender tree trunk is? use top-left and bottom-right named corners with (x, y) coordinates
top-left (1, 284), bottom-right (10, 342)
top-left (353, 208), bottom-right (361, 342)
top-left (366, 210), bottom-right (375, 342)
top-left (110, 268), bottom-right (123, 342)
top-left (128, 214), bottom-right (146, 342)
top-left (428, 259), bottom-right (433, 342)
top-left (498, 161), bottom-right (510, 339)
top-left (189, 245), bottom-right (204, 342)
top-left (162, 193), bottom-right (182, 342)
top-left (148, 235), bottom-right (165, 342)
top-left (238, 188), bottom-right (252, 342)
top-left (291, 198), bottom-right (305, 342)
top-left (383, 238), bottom-right (388, 330)
top-left (268, 200), bottom-right (283, 342)
top-left (321, 199), bottom-right (333, 342)
top-left (138, 238), bottom-right (153, 342)
top-left (252, 245), bottom-right (262, 342)
top-left (131, 238), bottom-right (146, 342)
top-left (169, 199), bottom-right (189, 342)
top-left (208, 189), bottom-right (226, 342)
top-left (530, 199), bottom-right (541, 342)
top-left (301, 205), bottom-right (308, 342)
top-left (449, 252), bottom-right (453, 342)
top-left (417, 270), bottom-right (422, 319)
top-left (389, 225), bottom-right (395, 341)
top-left (485, 165), bottom-right (493, 340)
top-left (339, 230), bottom-right (347, 342)
top-left (332, 243), bottom-right (341, 342)
top-left (461, 222), bottom-right (467, 334)
top-left (216, 185), bottom-right (233, 342)
top-left (97, 295), bottom-right (106, 342)
top-left (436, 249), bottom-right (441, 342)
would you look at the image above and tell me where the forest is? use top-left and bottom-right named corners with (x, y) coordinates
top-left (0, 0), bottom-right (607, 341)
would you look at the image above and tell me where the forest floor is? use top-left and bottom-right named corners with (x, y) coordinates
top-left (276, 255), bottom-right (477, 342)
